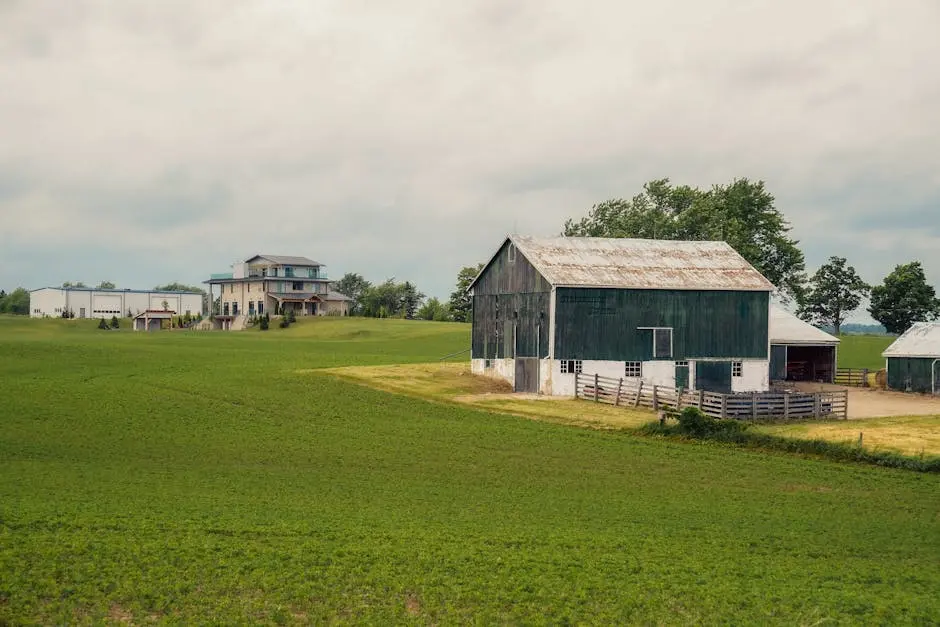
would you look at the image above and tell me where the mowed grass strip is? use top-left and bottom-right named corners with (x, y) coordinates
top-left (1, 316), bottom-right (939, 624)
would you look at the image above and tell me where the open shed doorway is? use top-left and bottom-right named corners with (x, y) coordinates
top-left (772, 344), bottom-right (836, 383)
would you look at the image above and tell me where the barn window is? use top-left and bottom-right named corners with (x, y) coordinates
top-left (654, 328), bottom-right (673, 359)
top-left (484, 359), bottom-right (493, 369)
top-left (508, 243), bottom-right (516, 263)
top-left (732, 361), bottom-right (743, 378)
top-left (625, 361), bottom-right (642, 378)
top-left (560, 360), bottom-right (582, 374)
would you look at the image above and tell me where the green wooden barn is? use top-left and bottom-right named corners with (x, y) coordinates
top-left (468, 235), bottom-right (776, 395)
top-left (882, 322), bottom-right (940, 394)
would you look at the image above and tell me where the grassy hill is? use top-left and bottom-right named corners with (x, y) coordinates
top-left (1, 316), bottom-right (937, 623)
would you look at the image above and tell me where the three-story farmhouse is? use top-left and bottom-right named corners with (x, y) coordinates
top-left (206, 255), bottom-right (350, 327)
top-left (468, 235), bottom-right (776, 395)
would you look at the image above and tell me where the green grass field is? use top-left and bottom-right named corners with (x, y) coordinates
top-left (1, 316), bottom-right (938, 624)
top-left (837, 334), bottom-right (895, 370)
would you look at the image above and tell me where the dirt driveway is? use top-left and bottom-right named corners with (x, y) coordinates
top-left (795, 382), bottom-right (940, 419)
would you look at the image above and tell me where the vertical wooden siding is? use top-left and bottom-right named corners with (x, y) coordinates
top-left (887, 357), bottom-right (938, 393)
top-left (471, 239), bottom-right (551, 359)
top-left (553, 287), bottom-right (769, 360)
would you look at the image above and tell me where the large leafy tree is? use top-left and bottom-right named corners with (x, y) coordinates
top-left (797, 257), bottom-right (869, 335)
top-left (62, 281), bottom-right (87, 288)
top-left (96, 281), bottom-right (116, 289)
top-left (333, 273), bottom-right (372, 316)
top-left (0, 287), bottom-right (30, 315)
top-left (417, 297), bottom-right (452, 321)
top-left (448, 263), bottom-right (485, 323)
top-left (868, 262), bottom-right (940, 334)
top-left (563, 178), bottom-right (807, 302)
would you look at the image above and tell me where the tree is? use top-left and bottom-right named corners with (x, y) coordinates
top-left (259, 313), bottom-right (270, 330)
top-left (333, 273), bottom-right (372, 316)
top-left (0, 288), bottom-right (29, 315)
top-left (797, 257), bottom-right (869, 335)
top-left (868, 262), bottom-right (940, 334)
top-left (98, 318), bottom-right (110, 330)
top-left (111, 315), bottom-right (120, 329)
top-left (563, 178), bottom-right (807, 303)
top-left (448, 263), bottom-right (484, 323)
top-left (154, 283), bottom-right (209, 313)
top-left (417, 297), bottom-right (452, 321)
top-left (161, 300), bottom-right (169, 311)
top-left (96, 281), bottom-right (116, 289)
top-left (62, 281), bottom-right (86, 288)
top-left (399, 281), bottom-right (425, 319)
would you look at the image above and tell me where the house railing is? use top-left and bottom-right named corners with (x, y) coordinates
top-left (574, 372), bottom-right (848, 420)
top-left (834, 368), bottom-right (870, 387)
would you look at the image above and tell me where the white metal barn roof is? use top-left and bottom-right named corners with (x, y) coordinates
top-left (882, 322), bottom-right (940, 358)
top-left (509, 235), bottom-right (776, 291)
top-left (769, 306), bottom-right (839, 346)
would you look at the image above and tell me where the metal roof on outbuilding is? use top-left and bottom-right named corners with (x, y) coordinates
top-left (495, 235), bottom-right (775, 292)
top-left (769, 306), bottom-right (839, 346)
top-left (882, 322), bottom-right (940, 358)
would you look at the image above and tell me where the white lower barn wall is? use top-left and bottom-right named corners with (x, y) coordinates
top-left (731, 359), bottom-right (770, 393)
top-left (470, 358), bottom-right (515, 388)
top-left (29, 288), bottom-right (203, 319)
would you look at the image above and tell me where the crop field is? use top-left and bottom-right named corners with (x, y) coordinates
top-left (836, 334), bottom-right (895, 370)
top-left (1, 316), bottom-right (939, 624)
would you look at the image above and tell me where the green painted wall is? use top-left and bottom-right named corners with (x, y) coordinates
top-left (554, 288), bottom-right (769, 360)
top-left (887, 357), bottom-right (939, 394)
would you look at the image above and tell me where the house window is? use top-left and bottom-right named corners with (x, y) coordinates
top-left (508, 242), bottom-right (516, 263)
top-left (625, 361), bottom-right (642, 378)
top-left (732, 361), bottom-right (743, 378)
top-left (654, 328), bottom-right (673, 359)
top-left (285, 267), bottom-right (294, 278)
top-left (560, 360), bottom-right (582, 375)
top-left (292, 281), bottom-right (303, 291)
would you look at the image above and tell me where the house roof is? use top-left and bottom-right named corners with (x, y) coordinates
top-left (882, 322), bottom-right (940, 358)
top-left (245, 254), bottom-right (321, 266)
top-left (473, 235), bottom-right (776, 292)
top-left (769, 306), bottom-right (839, 346)
top-left (324, 291), bottom-right (352, 302)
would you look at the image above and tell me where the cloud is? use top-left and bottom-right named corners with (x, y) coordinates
top-left (1, 0), bottom-right (938, 324)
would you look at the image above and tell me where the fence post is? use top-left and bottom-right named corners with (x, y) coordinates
top-left (814, 393), bottom-right (821, 418)
top-left (594, 374), bottom-right (599, 402)
top-left (784, 393), bottom-right (790, 419)
top-left (652, 385), bottom-right (659, 411)
top-left (574, 371), bottom-right (579, 398)
top-left (615, 378), bottom-right (623, 406)
top-left (751, 393), bottom-right (757, 420)
top-left (698, 389), bottom-right (704, 409)
top-left (634, 381), bottom-right (643, 407)
top-left (842, 390), bottom-right (848, 420)
top-left (677, 387), bottom-right (683, 410)
top-left (721, 394), bottom-right (727, 418)
top-left (862, 368), bottom-right (869, 388)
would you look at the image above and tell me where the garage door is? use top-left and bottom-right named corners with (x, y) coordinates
top-left (92, 294), bottom-right (122, 315)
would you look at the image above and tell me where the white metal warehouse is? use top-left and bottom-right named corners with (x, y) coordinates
top-left (29, 287), bottom-right (203, 319)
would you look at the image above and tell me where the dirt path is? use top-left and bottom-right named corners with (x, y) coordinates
top-left (794, 383), bottom-right (940, 419)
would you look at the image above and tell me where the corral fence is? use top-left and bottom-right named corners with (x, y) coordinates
top-left (574, 372), bottom-right (848, 420)
top-left (834, 368), bottom-right (870, 387)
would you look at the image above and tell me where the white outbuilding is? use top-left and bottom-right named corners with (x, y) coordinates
top-left (768, 306), bottom-right (840, 383)
top-left (29, 287), bottom-right (203, 319)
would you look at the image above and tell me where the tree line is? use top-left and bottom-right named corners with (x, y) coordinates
top-left (445, 177), bottom-right (938, 334)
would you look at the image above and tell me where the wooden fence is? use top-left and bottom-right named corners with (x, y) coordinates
top-left (574, 372), bottom-right (848, 420)
top-left (834, 368), bottom-right (869, 387)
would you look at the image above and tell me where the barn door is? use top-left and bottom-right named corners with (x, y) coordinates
top-left (514, 358), bottom-right (539, 393)
top-left (675, 362), bottom-right (690, 390)
top-left (933, 360), bottom-right (940, 395)
top-left (696, 361), bottom-right (732, 394)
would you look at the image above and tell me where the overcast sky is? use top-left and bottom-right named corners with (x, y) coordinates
top-left (2, 0), bottom-right (938, 322)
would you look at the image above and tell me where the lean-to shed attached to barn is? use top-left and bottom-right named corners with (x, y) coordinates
top-left (768, 306), bottom-right (840, 383)
top-left (467, 235), bottom-right (776, 396)
top-left (882, 322), bottom-right (940, 394)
